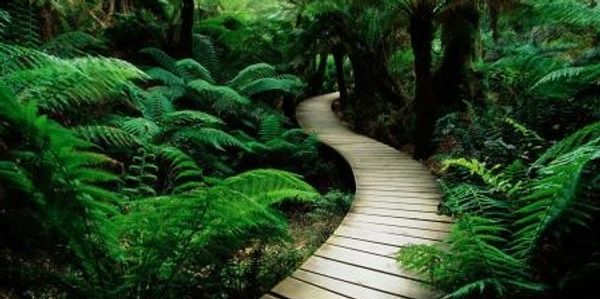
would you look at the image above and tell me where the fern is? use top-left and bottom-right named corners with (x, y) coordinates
top-left (156, 146), bottom-right (205, 194)
top-left (534, 121), bottom-right (600, 167)
top-left (192, 34), bottom-right (221, 81)
top-left (398, 216), bottom-right (544, 298)
top-left (174, 127), bottom-right (250, 151)
top-left (140, 47), bottom-right (179, 74)
top-left (188, 79), bottom-right (251, 113)
top-left (1, 44), bottom-right (147, 113)
top-left (162, 110), bottom-right (224, 127)
top-left (238, 76), bottom-right (305, 97)
top-left (442, 158), bottom-right (516, 193)
top-left (176, 58), bottom-right (215, 83)
top-left (227, 63), bottom-right (277, 90)
top-left (512, 142), bottom-right (600, 260)
top-left (42, 31), bottom-right (106, 58)
top-left (0, 83), bottom-right (123, 287)
top-left (75, 125), bottom-right (144, 151)
top-left (216, 169), bottom-right (319, 206)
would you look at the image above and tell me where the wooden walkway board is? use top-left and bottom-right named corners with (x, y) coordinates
top-left (263, 93), bottom-right (448, 299)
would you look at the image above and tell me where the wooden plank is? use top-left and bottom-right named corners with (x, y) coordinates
top-left (334, 225), bottom-right (436, 246)
top-left (344, 213), bottom-right (450, 232)
top-left (342, 220), bottom-right (448, 241)
top-left (292, 269), bottom-right (403, 299)
top-left (314, 244), bottom-right (422, 280)
top-left (271, 277), bottom-right (349, 299)
top-left (352, 207), bottom-right (452, 223)
top-left (301, 256), bottom-right (439, 299)
top-left (326, 235), bottom-right (400, 257)
top-left (352, 201), bottom-right (440, 213)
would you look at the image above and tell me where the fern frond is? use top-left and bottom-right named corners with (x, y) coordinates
top-left (187, 79), bottom-right (250, 113)
top-left (259, 114), bottom-right (284, 142)
top-left (192, 34), bottom-right (221, 80)
top-left (74, 125), bottom-right (144, 150)
top-left (512, 143), bottom-right (600, 260)
top-left (227, 63), bottom-right (277, 90)
top-left (238, 77), bottom-right (305, 97)
top-left (176, 58), bottom-right (214, 83)
top-left (534, 121), bottom-right (600, 167)
top-left (162, 110), bottom-right (224, 127)
top-left (442, 158), bottom-right (515, 192)
top-left (120, 117), bottom-right (161, 140)
top-left (42, 31), bottom-right (106, 58)
top-left (2, 48), bottom-right (147, 113)
top-left (217, 169), bottom-right (319, 205)
top-left (175, 128), bottom-right (249, 151)
top-left (145, 67), bottom-right (185, 86)
top-left (156, 146), bottom-right (204, 194)
top-left (140, 47), bottom-right (178, 73)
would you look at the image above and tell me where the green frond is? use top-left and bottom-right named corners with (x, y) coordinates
top-left (42, 31), bottom-right (106, 58)
top-left (527, 0), bottom-right (600, 28)
top-left (192, 34), bottom-right (221, 80)
top-left (238, 76), bottom-right (305, 97)
top-left (512, 143), bottom-right (600, 260)
top-left (145, 67), bottom-right (185, 86)
top-left (162, 110), bottom-right (224, 127)
top-left (74, 125), bottom-right (144, 150)
top-left (442, 158), bottom-right (515, 192)
top-left (176, 58), bottom-right (215, 83)
top-left (442, 183), bottom-right (509, 219)
top-left (259, 114), bottom-right (284, 142)
top-left (0, 42), bottom-right (56, 74)
top-left (140, 47), bottom-right (179, 73)
top-left (187, 79), bottom-right (251, 113)
top-left (120, 117), bottom-right (161, 140)
top-left (534, 121), bottom-right (600, 167)
top-left (227, 63), bottom-right (277, 90)
top-left (398, 215), bottom-right (543, 298)
top-left (175, 127), bottom-right (249, 151)
top-left (156, 146), bottom-right (204, 194)
top-left (217, 169), bottom-right (319, 206)
top-left (1, 46), bottom-right (147, 113)
top-left (531, 64), bottom-right (600, 98)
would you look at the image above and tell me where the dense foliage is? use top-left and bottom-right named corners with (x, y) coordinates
top-left (1, 0), bottom-right (599, 299)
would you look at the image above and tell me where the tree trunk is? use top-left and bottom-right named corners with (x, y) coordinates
top-left (38, 3), bottom-right (57, 42)
top-left (435, 3), bottom-right (480, 109)
top-left (178, 0), bottom-right (195, 57)
top-left (333, 46), bottom-right (349, 109)
top-left (410, 2), bottom-right (438, 160)
top-left (308, 52), bottom-right (329, 96)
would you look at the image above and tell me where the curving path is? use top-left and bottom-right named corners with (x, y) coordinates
top-left (263, 93), bottom-right (451, 299)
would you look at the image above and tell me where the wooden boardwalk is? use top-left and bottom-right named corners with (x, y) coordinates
top-left (263, 93), bottom-right (450, 299)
